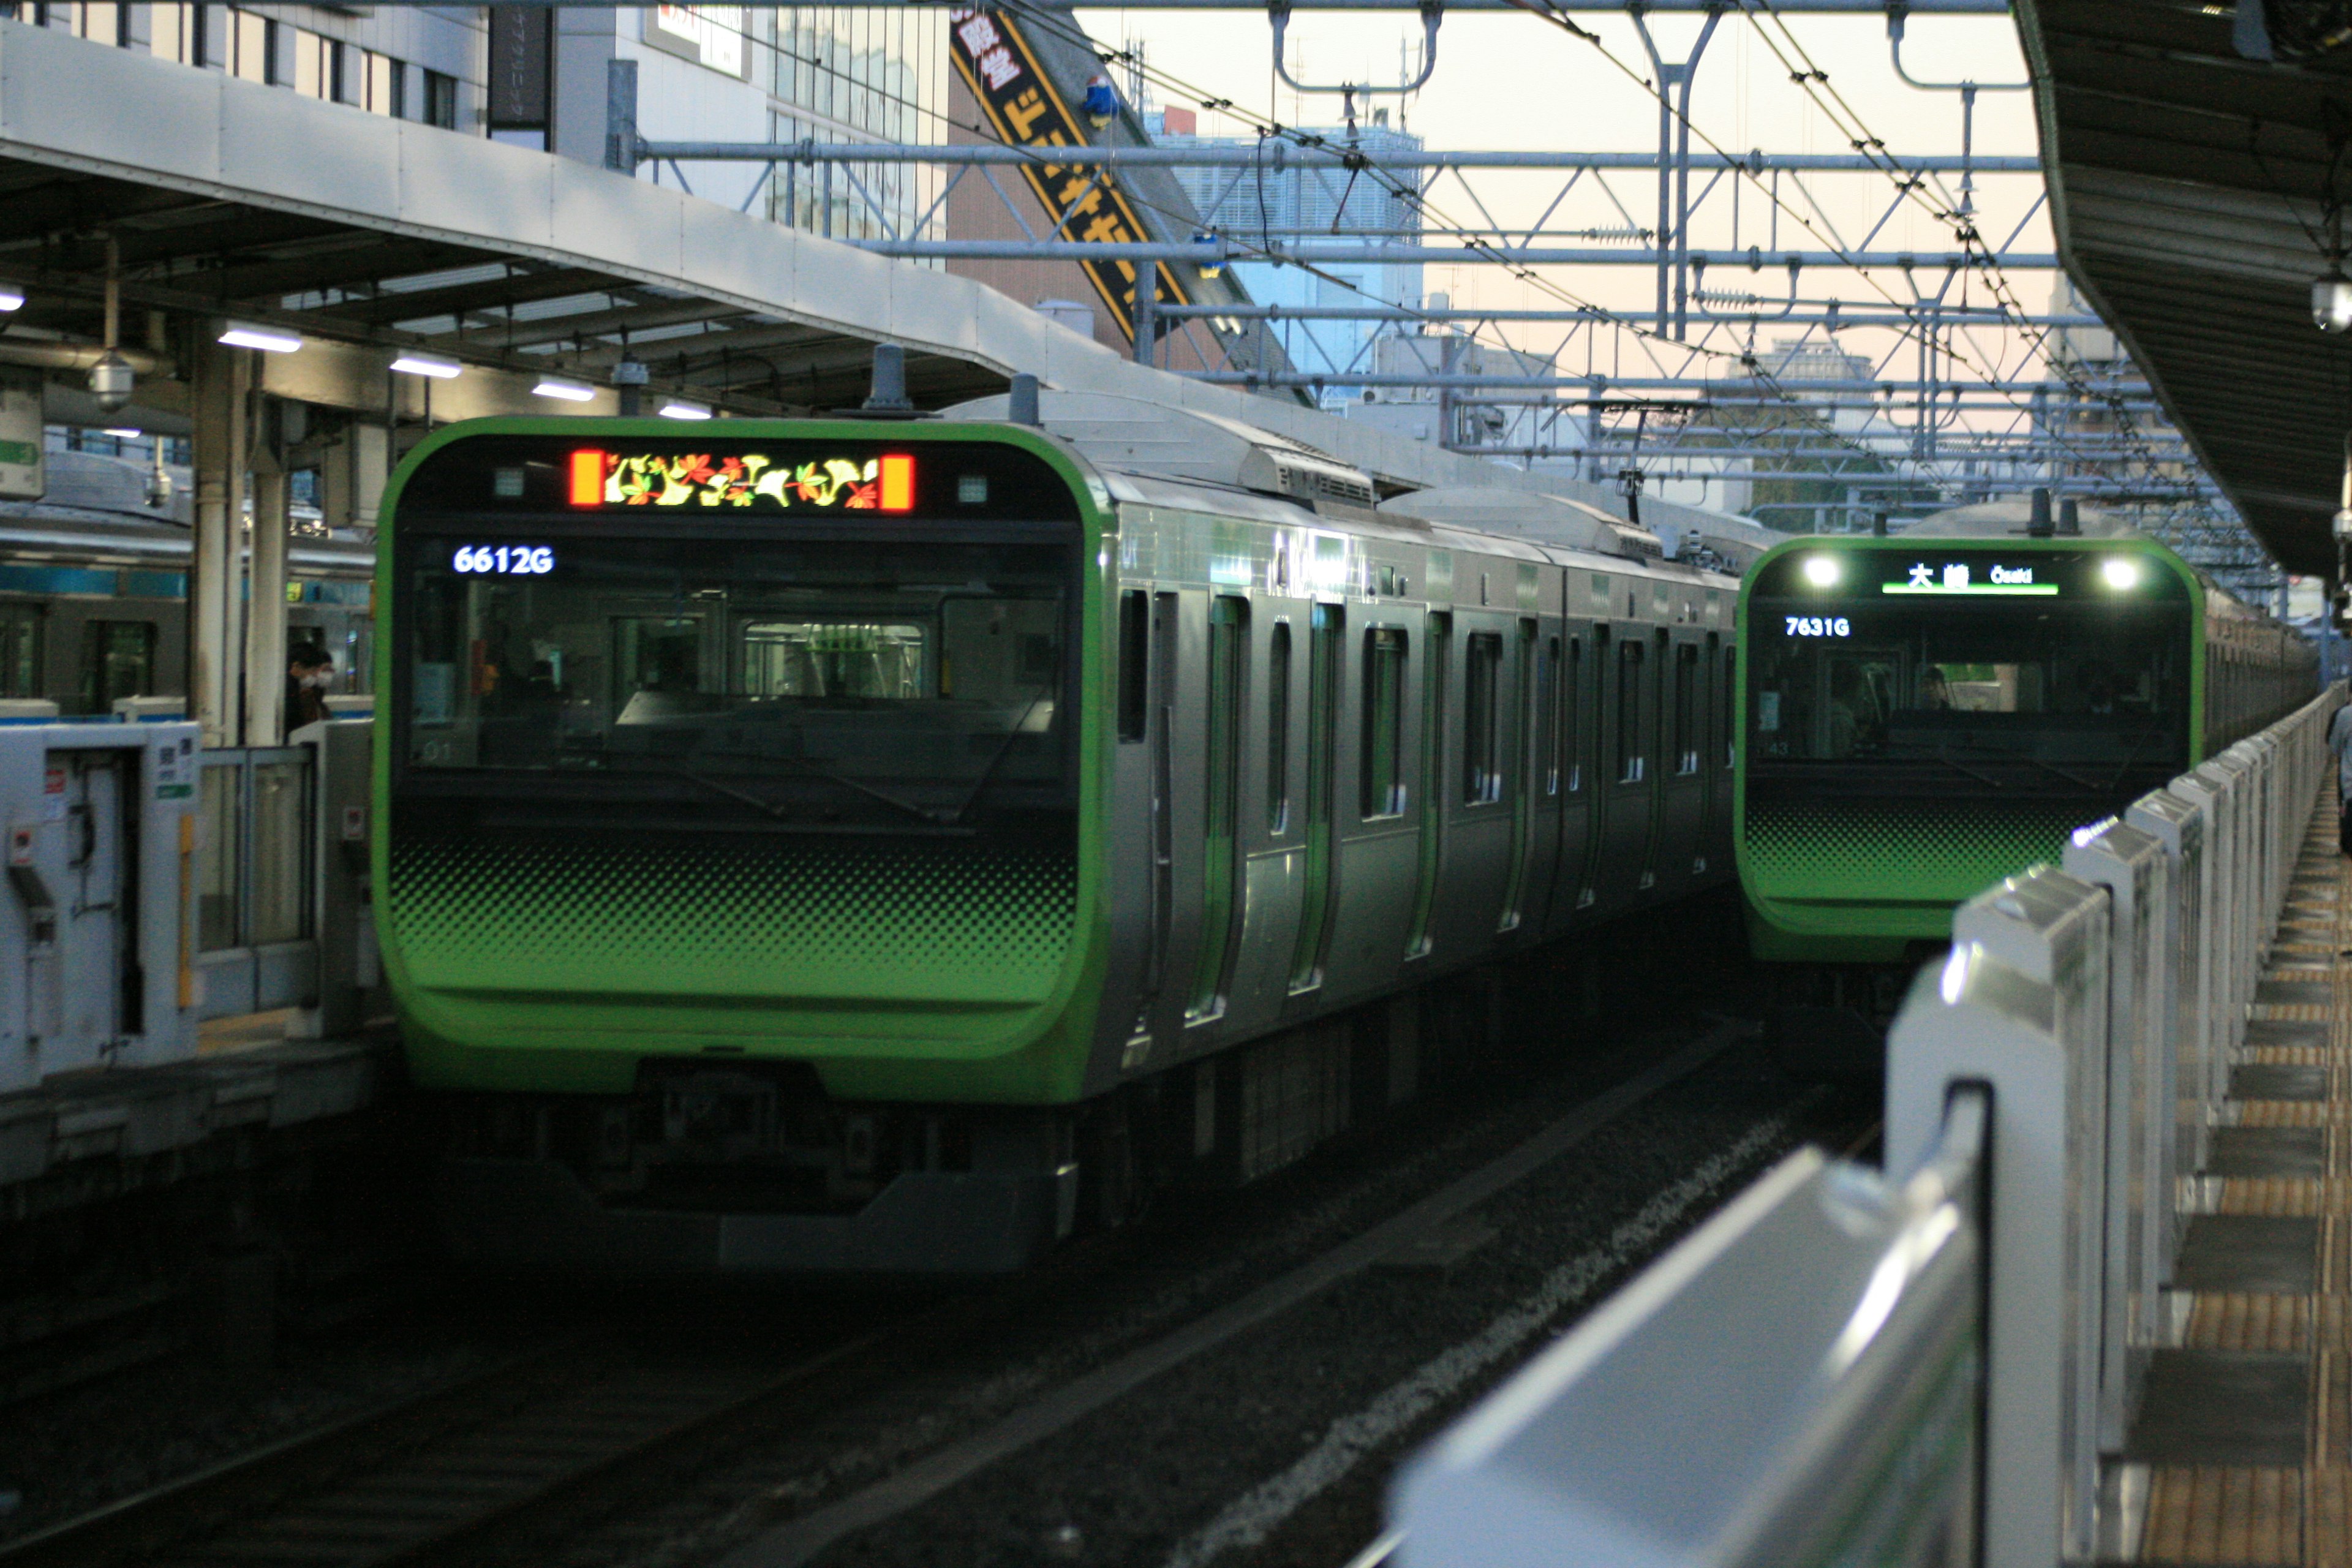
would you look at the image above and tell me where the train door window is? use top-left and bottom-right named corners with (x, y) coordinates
top-left (611, 618), bottom-right (705, 724)
top-left (1289, 604), bottom-right (1343, 992)
top-left (1191, 598), bottom-right (1246, 1021)
top-left (1360, 628), bottom-right (1408, 820)
top-left (1267, 621), bottom-right (1292, 833)
top-left (1118, 590), bottom-right (1149, 741)
top-left (1721, 644), bottom-right (1736, 769)
top-left (0, 604), bottom-right (41, 699)
top-left (1564, 636), bottom-right (1583, 793)
top-left (1615, 639), bottom-right (1646, 783)
top-left (1674, 643), bottom-right (1700, 774)
top-left (741, 621), bottom-right (925, 699)
top-left (1463, 633), bottom-right (1503, 805)
top-left (1514, 621), bottom-right (1537, 795)
top-left (80, 620), bottom-right (154, 715)
top-left (1408, 612), bottom-right (1451, 958)
top-left (1538, 635), bottom-right (1561, 796)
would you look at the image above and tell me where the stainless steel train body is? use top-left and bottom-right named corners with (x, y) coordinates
top-left (390, 395), bottom-right (1746, 1272)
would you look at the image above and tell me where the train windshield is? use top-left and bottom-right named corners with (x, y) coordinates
top-left (1747, 548), bottom-right (2194, 799)
top-left (399, 533), bottom-right (1076, 831)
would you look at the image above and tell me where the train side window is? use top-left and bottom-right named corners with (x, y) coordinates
top-left (81, 620), bottom-right (155, 716)
top-left (0, 604), bottom-right (42, 699)
top-left (1267, 621), bottom-right (1292, 834)
top-left (1674, 643), bottom-right (1699, 774)
top-left (1360, 627), bottom-right (1408, 819)
top-left (1463, 633), bottom-right (1503, 805)
top-left (1615, 639), bottom-right (1645, 783)
top-left (1118, 589), bottom-right (1148, 741)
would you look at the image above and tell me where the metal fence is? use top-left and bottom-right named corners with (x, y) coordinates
top-left (1391, 688), bottom-right (2339, 1567)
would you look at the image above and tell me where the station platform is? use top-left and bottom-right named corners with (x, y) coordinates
top-left (2132, 798), bottom-right (2352, 1562)
top-left (0, 1012), bottom-right (391, 1223)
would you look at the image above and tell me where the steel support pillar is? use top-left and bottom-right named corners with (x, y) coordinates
top-left (245, 425), bottom-right (289, 747)
top-left (189, 337), bottom-right (249, 748)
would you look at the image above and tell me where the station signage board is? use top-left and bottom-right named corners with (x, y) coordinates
top-left (948, 6), bottom-right (1190, 346)
top-left (0, 368), bottom-right (41, 502)
top-left (644, 6), bottom-right (749, 80)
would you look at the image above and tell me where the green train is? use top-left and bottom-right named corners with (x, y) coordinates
top-left (375, 395), bottom-right (1749, 1272)
top-left (1733, 509), bottom-right (2313, 1046)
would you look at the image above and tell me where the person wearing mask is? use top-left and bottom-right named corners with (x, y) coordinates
top-left (285, 646), bottom-right (334, 736)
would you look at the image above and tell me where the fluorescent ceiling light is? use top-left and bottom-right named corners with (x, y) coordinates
top-left (218, 322), bottom-right (303, 353)
top-left (659, 400), bottom-right (712, 420)
top-left (533, 377), bottom-right (597, 403)
top-left (103, 428), bottom-right (142, 439)
top-left (0, 287), bottom-right (21, 312)
top-left (390, 352), bottom-right (462, 380)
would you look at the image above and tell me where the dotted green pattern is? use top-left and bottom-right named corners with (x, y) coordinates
top-left (1743, 797), bottom-right (2092, 934)
top-left (387, 830), bottom-right (1079, 1008)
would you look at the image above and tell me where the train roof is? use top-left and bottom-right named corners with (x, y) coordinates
top-left (1896, 498), bottom-right (2140, 540)
top-left (0, 504), bottom-right (372, 579)
top-left (937, 390), bottom-right (1757, 580)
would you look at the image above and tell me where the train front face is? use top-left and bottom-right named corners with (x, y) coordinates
top-left (1735, 536), bottom-right (2199, 962)
top-left (375, 421), bottom-right (1107, 1107)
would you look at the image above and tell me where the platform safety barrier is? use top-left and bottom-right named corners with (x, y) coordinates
top-left (194, 718), bottom-right (375, 1028)
top-left (1390, 687), bottom-right (2342, 1568)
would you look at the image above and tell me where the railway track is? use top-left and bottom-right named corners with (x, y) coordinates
top-left (0, 1316), bottom-right (911, 1568)
top-left (7, 1000), bottom-right (1852, 1568)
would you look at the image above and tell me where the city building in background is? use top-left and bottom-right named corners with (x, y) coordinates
top-left (1152, 107), bottom-right (1426, 402)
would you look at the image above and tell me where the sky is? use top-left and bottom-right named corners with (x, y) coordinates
top-left (1069, 7), bottom-right (2058, 390)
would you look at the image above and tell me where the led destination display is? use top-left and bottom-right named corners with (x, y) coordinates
top-left (567, 450), bottom-right (918, 511)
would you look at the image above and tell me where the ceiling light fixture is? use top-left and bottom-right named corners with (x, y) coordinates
top-left (390, 352), bottom-right (462, 380)
top-left (217, 322), bottom-right (303, 353)
top-left (658, 400), bottom-right (712, 420)
top-left (532, 377), bottom-right (597, 403)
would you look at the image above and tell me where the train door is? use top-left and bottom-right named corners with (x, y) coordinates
top-left (1709, 633), bottom-right (1735, 872)
top-left (1406, 610), bottom-right (1450, 961)
top-left (1654, 627), bottom-right (1710, 897)
top-left (1589, 620), bottom-right (1654, 904)
top-left (1185, 596), bottom-right (1246, 1025)
top-left (1438, 616), bottom-right (1515, 949)
top-left (1548, 624), bottom-right (1596, 927)
top-left (1224, 607), bottom-right (1305, 1036)
top-left (1287, 602), bottom-right (1343, 998)
top-left (1324, 619), bottom-right (1418, 997)
top-left (1498, 617), bottom-right (1538, 932)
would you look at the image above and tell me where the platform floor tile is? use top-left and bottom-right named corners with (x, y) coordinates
top-left (2113, 796), bottom-right (2352, 1562)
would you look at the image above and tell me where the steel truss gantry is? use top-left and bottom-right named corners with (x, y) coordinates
top-left (592, 1), bottom-right (2271, 590)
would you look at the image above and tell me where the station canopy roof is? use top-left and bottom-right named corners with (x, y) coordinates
top-left (2020, 0), bottom-right (2352, 576)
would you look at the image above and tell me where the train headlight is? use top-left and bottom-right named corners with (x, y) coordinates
top-left (2100, 557), bottom-right (2141, 590)
top-left (1801, 554), bottom-right (1841, 587)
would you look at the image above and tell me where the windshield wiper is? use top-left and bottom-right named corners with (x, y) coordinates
top-left (951, 684), bottom-right (1055, 824)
